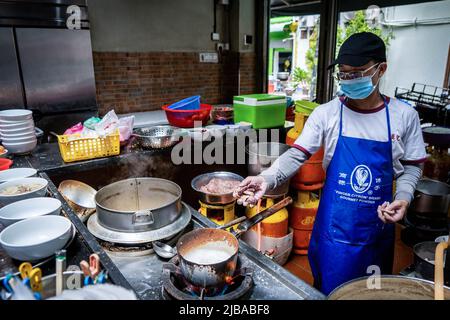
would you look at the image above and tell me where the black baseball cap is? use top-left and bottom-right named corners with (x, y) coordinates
top-left (328, 32), bottom-right (386, 69)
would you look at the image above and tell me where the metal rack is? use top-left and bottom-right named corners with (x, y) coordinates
top-left (395, 83), bottom-right (450, 127)
top-left (395, 83), bottom-right (449, 109)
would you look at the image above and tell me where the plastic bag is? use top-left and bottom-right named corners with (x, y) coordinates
top-left (64, 123), bottom-right (84, 135)
top-left (94, 110), bottom-right (119, 137)
top-left (118, 116), bottom-right (135, 142)
top-left (84, 117), bottom-right (101, 130)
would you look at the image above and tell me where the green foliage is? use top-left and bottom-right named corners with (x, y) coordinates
top-left (292, 67), bottom-right (310, 86)
top-left (336, 11), bottom-right (393, 57)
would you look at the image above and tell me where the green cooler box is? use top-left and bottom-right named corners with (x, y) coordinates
top-left (233, 94), bottom-right (287, 129)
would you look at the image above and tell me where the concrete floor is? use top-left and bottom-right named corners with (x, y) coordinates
top-left (284, 223), bottom-right (414, 287)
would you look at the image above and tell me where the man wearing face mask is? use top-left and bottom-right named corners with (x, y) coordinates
top-left (234, 32), bottom-right (427, 295)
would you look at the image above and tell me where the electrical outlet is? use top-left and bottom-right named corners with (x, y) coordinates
top-left (244, 35), bottom-right (253, 46)
top-left (216, 43), bottom-right (225, 52)
top-left (211, 32), bottom-right (220, 41)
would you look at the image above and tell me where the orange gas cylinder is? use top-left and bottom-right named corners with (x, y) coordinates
top-left (291, 147), bottom-right (326, 189)
top-left (290, 191), bottom-right (319, 255)
top-left (286, 104), bottom-right (326, 188)
top-left (246, 198), bottom-right (289, 238)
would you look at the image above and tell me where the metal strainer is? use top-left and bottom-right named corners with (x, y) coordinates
top-left (133, 126), bottom-right (184, 149)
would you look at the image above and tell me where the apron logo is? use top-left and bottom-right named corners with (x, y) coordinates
top-left (350, 165), bottom-right (372, 194)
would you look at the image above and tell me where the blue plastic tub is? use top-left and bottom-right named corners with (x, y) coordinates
top-left (167, 96), bottom-right (200, 110)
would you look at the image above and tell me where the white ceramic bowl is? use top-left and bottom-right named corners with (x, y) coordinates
top-left (0, 177), bottom-right (48, 205)
top-left (0, 125), bottom-right (36, 136)
top-left (206, 125), bottom-right (226, 138)
top-left (188, 128), bottom-right (210, 142)
top-left (2, 139), bottom-right (37, 155)
top-left (1, 135), bottom-right (36, 144)
top-left (0, 109), bottom-right (33, 122)
top-left (0, 197), bottom-right (61, 226)
top-left (0, 168), bottom-right (37, 183)
top-left (0, 215), bottom-right (72, 261)
top-left (0, 121), bottom-right (34, 131)
top-left (0, 130), bottom-right (36, 140)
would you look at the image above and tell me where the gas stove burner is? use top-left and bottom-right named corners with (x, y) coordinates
top-left (161, 256), bottom-right (254, 300)
top-left (99, 224), bottom-right (192, 257)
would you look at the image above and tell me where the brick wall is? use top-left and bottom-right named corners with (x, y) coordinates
top-left (93, 51), bottom-right (257, 115)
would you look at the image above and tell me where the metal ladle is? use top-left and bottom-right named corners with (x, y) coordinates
top-left (152, 216), bottom-right (247, 259)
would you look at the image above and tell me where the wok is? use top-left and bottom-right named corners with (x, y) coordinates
top-left (58, 180), bottom-right (96, 223)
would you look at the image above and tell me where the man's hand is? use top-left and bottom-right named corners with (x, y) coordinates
top-left (377, 200), bottom-right (409, 224)
top-left (233, 176), bottom-right (267, 207)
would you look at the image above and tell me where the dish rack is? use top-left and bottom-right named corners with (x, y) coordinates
top-left (57, 129), bottom-right (120, 163)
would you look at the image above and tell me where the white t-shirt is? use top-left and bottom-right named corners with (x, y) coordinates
top-left (293, 96), bottom-right (427, 177)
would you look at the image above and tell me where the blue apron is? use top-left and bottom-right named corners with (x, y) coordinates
top-left (308, 98), bottom-right (395, 295)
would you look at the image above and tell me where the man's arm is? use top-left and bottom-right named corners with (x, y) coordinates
top-left (259, 147), bottom-right (309, 190)
top-left (394, 163), bottom-right (423, 204)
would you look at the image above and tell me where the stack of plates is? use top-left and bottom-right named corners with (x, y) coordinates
top-left (0, 110), bottom-right (37, 154)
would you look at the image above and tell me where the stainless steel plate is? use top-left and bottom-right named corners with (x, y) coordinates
top-left (87, 203), bottom-right (192, 245)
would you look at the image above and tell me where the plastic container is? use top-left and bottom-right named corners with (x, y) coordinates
top-left (167, 96), bottom-right (200, 110)
top-left (233, 94), bottom-right (286, 129)
top-left (0, 158), bottom-right (13, 171)
top-left (162, 104), bottom-right (212, 128)
top-left (295, 100), bottom-right (319, 116)
top-left (57, 129), bottom-right (120, 163)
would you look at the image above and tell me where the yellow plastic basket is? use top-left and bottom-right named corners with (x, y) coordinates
top-left (57, 129), bottom-right (120, 163)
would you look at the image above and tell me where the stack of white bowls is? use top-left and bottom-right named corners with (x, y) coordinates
top-left (0, 109), bottom-right (37, 154)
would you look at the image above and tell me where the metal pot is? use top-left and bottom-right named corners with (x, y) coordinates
top-left (328, 275), bottom-right (450, 300)
top-left (176, 197), bottom-right (293, 288)
top-left (413, 241), bottom-right (449, 286)
top-left (246, 142), bottom-right (290, 197)
top-left (410, 179), bottom-right (450, 217)
top-left (191, 171), bottom-right (244, 205)
top-left (95, 178), bottom-right (182, 233)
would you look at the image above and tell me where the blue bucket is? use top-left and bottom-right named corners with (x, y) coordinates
top-left (167, 96), bottom-right (201, 110)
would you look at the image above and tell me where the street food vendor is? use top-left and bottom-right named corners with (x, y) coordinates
top-left (234, 32), bottom-right (427, 295)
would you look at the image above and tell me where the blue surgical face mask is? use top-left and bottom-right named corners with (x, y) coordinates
top-left (339, 67), bottom-right (381, 100)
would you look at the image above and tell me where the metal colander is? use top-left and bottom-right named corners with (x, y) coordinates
top-left (133, 126), bottom-right (184, 149)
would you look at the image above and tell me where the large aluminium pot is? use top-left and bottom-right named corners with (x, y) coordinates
top-left (95, 178), bottom-right (182, 233)
top-left (328, 275), bottom-right (450, 300)
top-left (246, 142), bottom-right (290, 197)
top-left (410, 178), bottom-right (450, 218)
top-left (176, 197), bottom-right (293, 288)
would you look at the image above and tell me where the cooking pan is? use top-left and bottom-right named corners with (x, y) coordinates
top-left (58, 180), bottom-right (96, 222)
top-left (175, 197), bottom-right (293, 288)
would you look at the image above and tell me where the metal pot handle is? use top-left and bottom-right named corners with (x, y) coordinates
top-left (132, 210), bottom-right (155, 226)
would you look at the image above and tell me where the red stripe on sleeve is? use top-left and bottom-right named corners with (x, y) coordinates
top-left (292, 144), bottom-right (312, 159)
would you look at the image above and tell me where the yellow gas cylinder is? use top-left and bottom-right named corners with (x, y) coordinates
top-left (245, 198), bottom-right (289, 238)
top-left (199, 201), bottom-right (235, 226)
top-left (290, 191), bottom-right (319, 255)
top-left (286, 112), bottom-right (308, 146)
